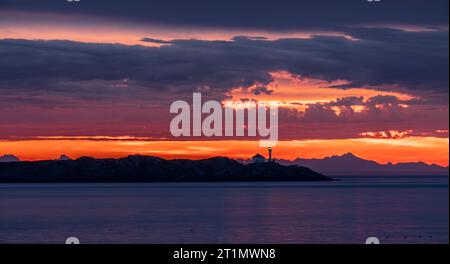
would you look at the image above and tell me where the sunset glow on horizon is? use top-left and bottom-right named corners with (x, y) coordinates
top-left (1, 137), bottom-right (448, 166)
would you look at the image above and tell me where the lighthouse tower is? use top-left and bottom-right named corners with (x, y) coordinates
top-left (268, 147), bottom-right (273, 162)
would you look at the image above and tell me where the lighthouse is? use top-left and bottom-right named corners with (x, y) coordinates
top-left (268, 147), bottom-right (273, 162)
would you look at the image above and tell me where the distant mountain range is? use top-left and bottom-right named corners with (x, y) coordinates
top-left (0, 155), bottom-right (20, 163)
top-left (0, 155), bottom-right (331, 183)
top-left (276, 153), bottom-right (449, 176)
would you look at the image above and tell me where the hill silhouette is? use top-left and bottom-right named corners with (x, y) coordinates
top-left (0, 155), bottom-right (331, 183)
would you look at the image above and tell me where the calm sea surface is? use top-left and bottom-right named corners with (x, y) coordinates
top-left (0, 176), bottom-right (448, 244)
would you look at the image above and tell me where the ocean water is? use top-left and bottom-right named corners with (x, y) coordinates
top-left (0, 176), bottom-right (448, 244)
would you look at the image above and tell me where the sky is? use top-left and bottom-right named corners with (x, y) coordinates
top-left (0, 0), bottom-right (448, 165)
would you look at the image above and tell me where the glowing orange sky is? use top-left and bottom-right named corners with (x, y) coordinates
top-left (1, 137), bottom-right (448, 166)
top-left (227, 71), bottom-right (415, 111)
top-left (0, 10), bottom-right (448, 167)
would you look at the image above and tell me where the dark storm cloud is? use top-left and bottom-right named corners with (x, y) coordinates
top-left (366, 95), bottom-right (402, 105)
top-left (327, 96), bottom-right (365, 107)
top-left (141, 38), bottom-right (172, 45)
top-left (0, 27), bottom-right (448, 98)
top-left (0, 0), bottom-right (448, 30)
top-left (251, 86), bottom-right (274, 95)
top-left (323, 95), bottom-right (429, 109)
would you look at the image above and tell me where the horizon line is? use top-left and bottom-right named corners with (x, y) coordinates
top-left (1, 153), bottom-right (449, 168)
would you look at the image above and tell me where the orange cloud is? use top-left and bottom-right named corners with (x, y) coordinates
top-left (226, 71), bottom-right (415, 112)
top-left (360, 130), bottom-right (414, 139)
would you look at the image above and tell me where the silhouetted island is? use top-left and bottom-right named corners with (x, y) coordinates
top-left (0, 155), bottom-right (332, 183)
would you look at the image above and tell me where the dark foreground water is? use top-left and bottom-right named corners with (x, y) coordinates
top-left (0, 176), bottom-right (448, 244)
